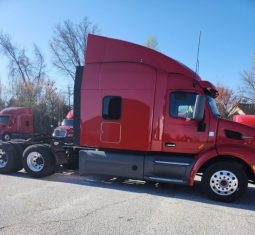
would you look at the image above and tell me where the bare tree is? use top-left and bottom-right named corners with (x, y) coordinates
top-left (0, 32), bottom-right (46, 88)
top-left (8, 79), bottom-right (68, 133)
top-left (240, 53), bottom-right (255, 102)
top-left (0, 31), bottom-right (47, 109)
top-left (0, 78), bottom-right (6, 109)
top-left (0, 31), bottom-right (68, 133)
top-left (215, 85), bottom-right (241, 119)
top-left (37, 79), bottom-right (68, 132)
top-left (144, 36), bottom-right (158, 50)
top-left (50, 17), bottom-right (99, 81)
top-left (7, 80), bottom-right (43, 108)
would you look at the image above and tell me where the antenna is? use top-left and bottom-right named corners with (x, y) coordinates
top-left (195, 31), bottom-right (202, 74)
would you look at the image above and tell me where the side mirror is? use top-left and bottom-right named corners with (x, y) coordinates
top-left (193, 95), bottom-right (206, 121)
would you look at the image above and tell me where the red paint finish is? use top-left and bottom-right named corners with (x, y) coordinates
top-left (66, 110), bottom-right (74, 119)
top-left (85, 35), bottom-right (198, 79)
top-left (189, 147), bottom-right (218, 186)
top-left (190, 118), bottom-right (255, 183)
top-left (0, 107), bottom-right (33, 137)
top-left (80, 62), bottom-right (156, 151)
top-left (52, 110), bottom-right (74, 138)
top-left (233, 115), bottom-right (255, 127)
top-left (80, 34), bottom-right (205, 151)
top-left (162, 74), bottom-right (215, 154)
top-left (217, 119), bottom-right (254, 147)
top-left (101, 122), bottom-right (121, 143)
top-left (79, 34), bottom-right (255, 184)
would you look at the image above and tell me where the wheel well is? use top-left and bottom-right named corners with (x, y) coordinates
top-left (41, 144), bottom-right (56, 165)
top-left (198, 155), bottom-right (254, 181)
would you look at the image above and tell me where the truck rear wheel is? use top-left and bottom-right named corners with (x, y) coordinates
top-left (23, 145), bottom-right (56, 178)
top-left (201, 162), bottom-right (248, 202)
top-left (0, 143), bottom-right (22, 173)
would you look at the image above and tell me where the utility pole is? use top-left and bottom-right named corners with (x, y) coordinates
top-left (195, 31), bottom-right (202, 75)
top-left (68, 86), bottom-right (71, 109)
top-left (67, 85), bottom-right (73, 110)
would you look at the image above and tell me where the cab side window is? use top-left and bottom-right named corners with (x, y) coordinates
top-left (170, 92), bottom-right (197, 118)
top-left (102, 96), bottom-right (122, 120)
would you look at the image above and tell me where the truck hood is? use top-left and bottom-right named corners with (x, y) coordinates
top-left (55, 125), bottom-right (73, 131)
top-left (217, 118), bottom-right (255, 146)
top-left (52, 125), bottom-right (73, 138)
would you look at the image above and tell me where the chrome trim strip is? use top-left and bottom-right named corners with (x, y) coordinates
top-left (148, 176), bottom-right (184, 183)
top-left (165, 143), bottom-right (176, 147)
top-left (242, 136), bottom-right (253, 139)
top-left (154, 160), bottom-right (191, 166)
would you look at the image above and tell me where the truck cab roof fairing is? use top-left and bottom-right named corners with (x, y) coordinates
top-left (86, 34), bottom-right (200, 80)
top-left (0, 107), bottom-right (32, 115)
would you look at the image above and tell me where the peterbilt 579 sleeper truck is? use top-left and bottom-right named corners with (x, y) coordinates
top-left (0, 34), bottom-right (255, 202)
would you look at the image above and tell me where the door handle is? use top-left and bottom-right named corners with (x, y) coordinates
top-left (165, 142), bottom-right (176, 147)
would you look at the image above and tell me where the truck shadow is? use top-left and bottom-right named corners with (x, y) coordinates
top-left (12, 168), bottom-right (255, 211)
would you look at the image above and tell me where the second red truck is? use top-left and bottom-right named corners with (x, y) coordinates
top-left (0, 107), bottom-right (33, 141)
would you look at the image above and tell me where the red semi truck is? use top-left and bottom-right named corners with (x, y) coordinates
top-left (0, 107), bottom-right (33, 141)
top-left (52, 110), bottom-right (74, 139)
top-left (0, 34), bottom-right (255, 202)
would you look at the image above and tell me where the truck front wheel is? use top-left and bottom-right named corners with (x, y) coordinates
top-left (23, 145), bottom-right (56, 178)
top-left (2, 133), bottom-right (11, 141)
top-left (201, 162), bottom-right (248, 202)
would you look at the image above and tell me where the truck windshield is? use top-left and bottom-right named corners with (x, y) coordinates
top-left (207, 96), bottom-right (221, 117)
top-left (61, 119), bottom-right (74, 127)
top-left (0, 115), bottom-right (10, 124)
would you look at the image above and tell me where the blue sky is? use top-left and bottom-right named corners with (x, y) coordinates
top-left (0, 0), bottom-right (254, 92)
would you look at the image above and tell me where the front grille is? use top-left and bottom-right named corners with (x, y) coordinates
top-left (53, 129), bottom-right (67, 138)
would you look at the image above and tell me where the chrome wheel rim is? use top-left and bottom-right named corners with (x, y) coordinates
top-left (0, 149), bottom-right (8, 168)
top-left (210, 170), bottom-right (238, 196)
top-left (27, 152), bottom-right (44, 172)
top-left (3, 134), bottom-right (10, 141)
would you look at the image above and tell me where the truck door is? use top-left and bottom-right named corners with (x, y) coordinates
top-left (162, 90), bottom-right (210, 154)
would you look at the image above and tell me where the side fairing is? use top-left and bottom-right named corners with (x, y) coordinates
top-left (80, 62), bottom-right (156, 151)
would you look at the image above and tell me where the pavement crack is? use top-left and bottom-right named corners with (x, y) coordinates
top-left (39, 195), bottom-right (142, 225)
top-left (0, 224), bottom-right (18, 231)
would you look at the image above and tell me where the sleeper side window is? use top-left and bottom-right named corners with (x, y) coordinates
top-left (170, 92), bottom-right (197, 118)
top-left (102, 96), bottom-right (122, 120)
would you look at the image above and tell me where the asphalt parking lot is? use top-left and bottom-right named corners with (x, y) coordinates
top-left (0, 169), bottom-right (255, 235)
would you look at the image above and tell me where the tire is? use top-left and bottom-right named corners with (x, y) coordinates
top-left (0, 143), bottom-right (22, 173)
top-left (2, 133), bottom-right (11, 141)
top-left (12, 143), bottom-right (24, 171)
top-left (201, 162), bottom-right (248, 202)
top-left (22, 144), bottom-right (56, 178)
